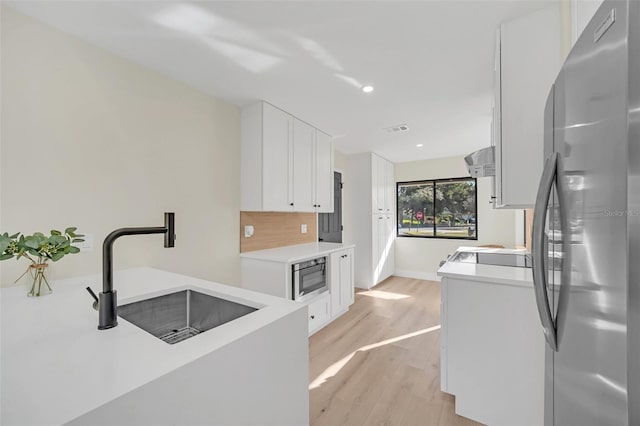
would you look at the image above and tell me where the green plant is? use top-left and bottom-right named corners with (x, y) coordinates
top-left (0, 228), bottom-right (84, 262)
top-left (0, 228), bottom-right (84, 296)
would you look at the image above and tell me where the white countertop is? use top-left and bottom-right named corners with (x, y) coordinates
top-left (0, 267), bottom-right (304, 425)
top-left (437, 246), bottom-right (534, 287)
top-left (240, 242), bottom-right (355, 263)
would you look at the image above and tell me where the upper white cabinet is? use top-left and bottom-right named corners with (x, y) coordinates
top-left (260, 103), bottom-right (292, 211)
top-left (493, 4), bottom-right (562, 208)
top-left (241, 101), bottom-right (334, 213)
top-left (314, 130), bottom-right (334, 212)
top-left (292, 118), bottom-right (315, 212)
top-left (348, 152), bottom-right (395, 289)
top-left (372, 153), bottom-right (395, 214)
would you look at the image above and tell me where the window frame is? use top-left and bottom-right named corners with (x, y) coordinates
top-left (396, 177), bottom-right (478, 240)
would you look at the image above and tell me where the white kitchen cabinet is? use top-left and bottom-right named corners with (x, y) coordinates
top-left (371, 153), bottom-right (394, 214)
top-left (257, 102), bottom-right (293, 211)
top-left (372, 154), bottom-right (384, 213)
top-left (314, 130), bottom-right (334, 213)
top-left (348, 152), bottom-right (395, 289)
top-left (492, 4), bottom-right (562, 208)
top-left (438, 262), bottom-right (544, 426)
top-left (307, 292), bottom-right (331, 334)
top-left (330, 248), bottom-right (354, 317)
top-left (382, 214), bottom-right (395, 279)
top-left (372, 213), bottom-right (395, 286)
top-left (384, 159), bottom-right (395, 214)
top-left (241, 101), bottom-right (334, 212)
top-left (240, 243), bottom-right (356, 335)
top-left (292, 118), bottom-right (315, 212)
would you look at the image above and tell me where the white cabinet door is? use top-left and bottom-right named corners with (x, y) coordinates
top-left (494, 5), bottom-right (561, 208)
top-left (444, 277), bottom-right (545, 425)
top-left (376, 214), bottom-right (387, 283)
top-left (339, 249), bottom-right (354, 308)
top-left (384, 160), bottom-right (395, 214)
top-left (440, 277), bottom-right (449, 393)
top-left (376, 156), bottom-right (386, 213)
top-left (314, 130), bottom-right (334, 213)
top-left (262, 103), bottom-right (293, 211)
top-left (381, 215), bottom-right (395, 281)
top-left (371, 155), bottom-right (381, 214)
top-left (371, 154), bottom-right (394, 214)
top-left (330, 248), bottom-right (354, 316)
top-left (292, 119), bottom-right (315, 212)
top-left (308, 292), bottom-right (331, 335)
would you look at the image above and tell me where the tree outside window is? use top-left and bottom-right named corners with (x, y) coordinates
top-left (397, 178), bottom-right (477, 239)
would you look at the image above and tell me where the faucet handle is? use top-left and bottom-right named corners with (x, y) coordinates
top-left (86, 286), bottom-right (99, 311)
top-left (164, 212), bottom-right (175, 248)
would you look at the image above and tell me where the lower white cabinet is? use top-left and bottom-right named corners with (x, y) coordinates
top-left (440, 276), bottom-right (544, 426)
top-left (307, 292), bottom-right (331, 334)
top-left (330, 248), bottom-right (355, 317)
top-left (240, 245), bottom-right (355, 336)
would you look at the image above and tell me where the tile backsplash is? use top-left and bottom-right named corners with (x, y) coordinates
top-left (240, 212), bottom-right (317, 252)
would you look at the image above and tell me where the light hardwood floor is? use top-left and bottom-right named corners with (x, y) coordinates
top-left (309, 276), bottom-right (483, 426)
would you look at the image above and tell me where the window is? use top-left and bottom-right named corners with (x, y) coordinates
top-left (397, 178), bottom-right (477, 239)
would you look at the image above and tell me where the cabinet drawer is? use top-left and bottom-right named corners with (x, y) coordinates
top-left (307, 293), bottom-right (330, 334)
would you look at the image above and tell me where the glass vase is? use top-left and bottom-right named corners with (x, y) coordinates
top-left (21, 263), bottom-right (52, 297)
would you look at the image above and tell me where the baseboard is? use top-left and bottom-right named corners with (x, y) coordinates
top-left (393, 270), bottom-right (441, 282)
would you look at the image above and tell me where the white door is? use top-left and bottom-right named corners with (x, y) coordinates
top-left (262, 103), bottom-right (293, 211)
top-left (292, 119), bottom-right (315, 212)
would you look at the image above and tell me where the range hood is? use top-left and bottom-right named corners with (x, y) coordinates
top-left (464, 146), bottom-right (495, 178)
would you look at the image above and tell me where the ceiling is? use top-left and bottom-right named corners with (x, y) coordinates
top-left (5, 1), bottom-right (555, 163)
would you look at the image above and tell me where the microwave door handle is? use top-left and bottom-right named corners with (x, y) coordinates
top-left (532, 152), bottom-right (558, 352)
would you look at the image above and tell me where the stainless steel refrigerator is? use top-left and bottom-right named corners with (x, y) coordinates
top-left (531, 1), bottom-right (639, 425)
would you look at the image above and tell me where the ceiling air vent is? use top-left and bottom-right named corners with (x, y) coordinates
top-left (384, 124), bottom-right (410, 133)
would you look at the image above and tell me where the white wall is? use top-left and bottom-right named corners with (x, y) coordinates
top-left (0, 7), bottom-right (241, 287)
top-left (394, 156), bottom-right (517, 280)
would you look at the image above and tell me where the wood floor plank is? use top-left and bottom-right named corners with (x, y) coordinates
top-left (309, 276), bottom-right (483, 426)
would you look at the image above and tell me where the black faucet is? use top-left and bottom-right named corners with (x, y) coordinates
top-left (93, 212), bottom-right (175, 330)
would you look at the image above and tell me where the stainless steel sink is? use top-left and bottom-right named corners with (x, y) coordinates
top-left (118, 289), bottom-right (258, 344)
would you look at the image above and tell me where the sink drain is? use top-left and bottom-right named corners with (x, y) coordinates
top-left (159, 326), bottom-right (201, 344)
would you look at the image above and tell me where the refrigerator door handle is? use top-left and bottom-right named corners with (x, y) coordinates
top-left (532, 152), bottom-right (558, 351)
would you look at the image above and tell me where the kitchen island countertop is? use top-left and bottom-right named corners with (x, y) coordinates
top-left (0, 267), bottom-right (308, 425)
top-left (437, 246), bottom-right (533, 287)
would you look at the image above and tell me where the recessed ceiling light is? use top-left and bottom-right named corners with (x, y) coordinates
top-left (362, 85), bottom-right (374, 93)
top-left (416, 144), bottom-right (424, 148)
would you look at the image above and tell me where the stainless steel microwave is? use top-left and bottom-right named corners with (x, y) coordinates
top-left (292, 256), bottom-right (328, 302)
